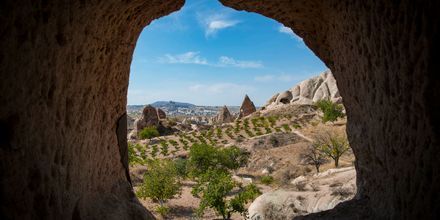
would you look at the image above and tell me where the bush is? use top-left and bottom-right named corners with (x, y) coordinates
top-left (155, 205), bottom-right (170, 217)
top-left (269, 136), bottom-right (279, 147)
top-left (174, 158), bottom-right (188, 178)
top-left (160, 140), bottom-right (169, 156)
top-left (260, 175), bottom-right (274, 185)
top-left (281, 124), bottom-right (291, 132)
top-left (315, 99), bottom-right (345, 123)
top-left (138, 126), bottom-right (160, 140)
top-left (137, 159), bottom-right (181, 214)
top-left (194, 170), bottom-right (261, 219)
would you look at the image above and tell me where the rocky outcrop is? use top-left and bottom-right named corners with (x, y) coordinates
top-left (249, 167), bottom-right (356, 220)
top-left (265, 70), bottom-right (341, 110)
top-left (214, 106), bottom-right (234, 124)
top-left (157, 108), bottom-right (166, 119)
top-left (135, 105), bottom-right (159, 131)
top-left (238, 95), bottom-right (257, 118)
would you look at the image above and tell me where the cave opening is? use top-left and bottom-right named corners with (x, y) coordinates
top-left (126, 0), bottom-right (355, 219)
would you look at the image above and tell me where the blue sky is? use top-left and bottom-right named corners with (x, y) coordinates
top-left (128, 0), bottom-right (327, 106)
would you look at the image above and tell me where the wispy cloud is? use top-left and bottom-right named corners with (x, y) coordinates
top-left (189, 83), bottom-right (253, 94)
top-left (278, 24), bottom-right (303, 42)
top-left (158, 51), bottom-right (208, 65)
top-left (158, 52), bottom-right (262, 68)
top-left (199, 13), bottom-right (240, 37)
top-left (217, 56), bottom-right (263, 68)
top-left (254, 73), bottom-right (301, 82)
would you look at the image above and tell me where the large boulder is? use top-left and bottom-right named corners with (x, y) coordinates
top-left (214, 105), bottom-right (234, 124)
top-left (238, 95), bottom-right (256, 118)
top-left (265, 70), bottom-right (342, 110)
top-left (134, 105), bottom-right (159, 131)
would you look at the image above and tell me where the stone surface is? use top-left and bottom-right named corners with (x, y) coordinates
top-left (214, 105), bottom-right (234, 124)
top-left (135, 105), bottom-right (159, 131)
top-left (0, 0), bottom-right (439, 219)
top-left (266, 70), bottom-right (341, 110)
top-left (249, 167), bottom-right (356, 220)
top-left (238, 95), bottom-right (257, 118)
top-left (156, 108), bottom-right (166, 119)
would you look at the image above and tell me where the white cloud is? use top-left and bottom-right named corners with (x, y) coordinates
top-left (189, 83), bottom-right (252, 94)
top-left (158, 52), bottom-right (262, 68)
top-left (278, 24), bottom-right (303, 42)
top-left (199, 13), bottom-right (240, 37)
top-left (158, 51), bottom-right (208, 65)
top-left (217, 56), bottom-right (263, 68)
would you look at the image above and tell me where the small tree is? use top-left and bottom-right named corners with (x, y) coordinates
top-left (137, 160), bottom-right (181, 216)
top-left (315, 99), bottom-right (345, 123)
top-left (301, 143), bottom-right (328, 173)
top-left (316, 131), bottom-right (350, 167)
top-left (194, 170), bottom-right (261, 219)
top-left (138, 126), bottom-right (160, 140)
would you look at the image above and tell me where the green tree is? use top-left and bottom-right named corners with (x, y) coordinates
top-left (316, 131), bottom-right (350, 167)
top-left (136, 160), bottom-right (181, 216)
top-left (194, 170), bottom-right (261, 219)
top-left (315, 99), bottom-right (345, 123)
top-left (138, 126), bottom-right (160, 140)
top-left (187, 144), bottom-right (249, 177)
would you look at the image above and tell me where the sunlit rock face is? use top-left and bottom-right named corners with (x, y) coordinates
top-left (0, 0), bottom-right (438, 219)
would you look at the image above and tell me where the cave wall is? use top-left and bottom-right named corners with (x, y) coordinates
top-left (0, 0), bottom-right (438, 219)
top-left (220, 0), bottom-right (440, 219)
top-left (0, 0), bottom-right (184, 219)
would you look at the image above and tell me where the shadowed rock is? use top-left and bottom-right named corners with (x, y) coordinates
top-left (239, 95), bottom-right (257, 118)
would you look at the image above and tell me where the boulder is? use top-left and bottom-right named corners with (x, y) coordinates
top-left (134, 105), bottom-right (159, 132)
top-left (238, 95), bottom-right (256, 118)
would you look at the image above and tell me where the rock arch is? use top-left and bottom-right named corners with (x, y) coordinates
top-left (0, 0), bottom-right (438, 219)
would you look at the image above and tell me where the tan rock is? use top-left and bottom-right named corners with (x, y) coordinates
top-left (135, 105), bottom-right (159, 131)
top-left (238, 95), bottom-right (256, 118)
top-left (214, 105), bottom-right (234, 123)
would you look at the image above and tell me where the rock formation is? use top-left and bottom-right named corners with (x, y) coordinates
top-left (238, 95), bottom-right (257, 118)
top-left (0, 0), bottom-right (438, 219)
top-left (249, 167), bottom-right (356, 219)
top-left (214, 105), bottom-right (234, 123)
top-left (135, 105), bottom-right (160, 131)
top-left (265, 70), bottom-right (341, 110)
top-left (156, 108), bottom-right (166, 119)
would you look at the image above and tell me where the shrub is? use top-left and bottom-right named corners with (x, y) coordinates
top-left (315, 99), bottom-right (345, 123)
top-left (138, 126), bottom-right (160, 140)
top-left (174, 158), bottom-right (188, 178)
top-left (150, 145), bottom-right (158, 158)
top-left (281, 124), bottom-right (291, 132)
top-left (137, 159), bottom-right (181, 215)
top-left (160, 140), bottom-right (169, 156)
top-left (331, 186), bottom-right (353, 198)
top-left (194, 170), bottom-right (261, 219)
top-left (155, 205), bottom-right (170, 217)
top-left (260, 175), bottom-right (274, 185)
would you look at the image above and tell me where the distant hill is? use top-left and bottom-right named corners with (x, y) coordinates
top-left (150, 101), bottom-right (196, 109)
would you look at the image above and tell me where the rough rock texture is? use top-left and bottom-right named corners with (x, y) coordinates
top-left (135, 105), bottom-right (159, 131)
top-left (156, 108), bottom-right (166, 119)
top-left (0, 0), bottom-right (439, 219)
top-left (266, 70), bottom-right (341, 110)
top-left (249, 167), bottom-right (356, 220)
top-left (0, 0), bottom-right (183, 219)
top-left (214, 106), bottom-right (234, 124)
top-left (238, 95), bottom-right (257, 118)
